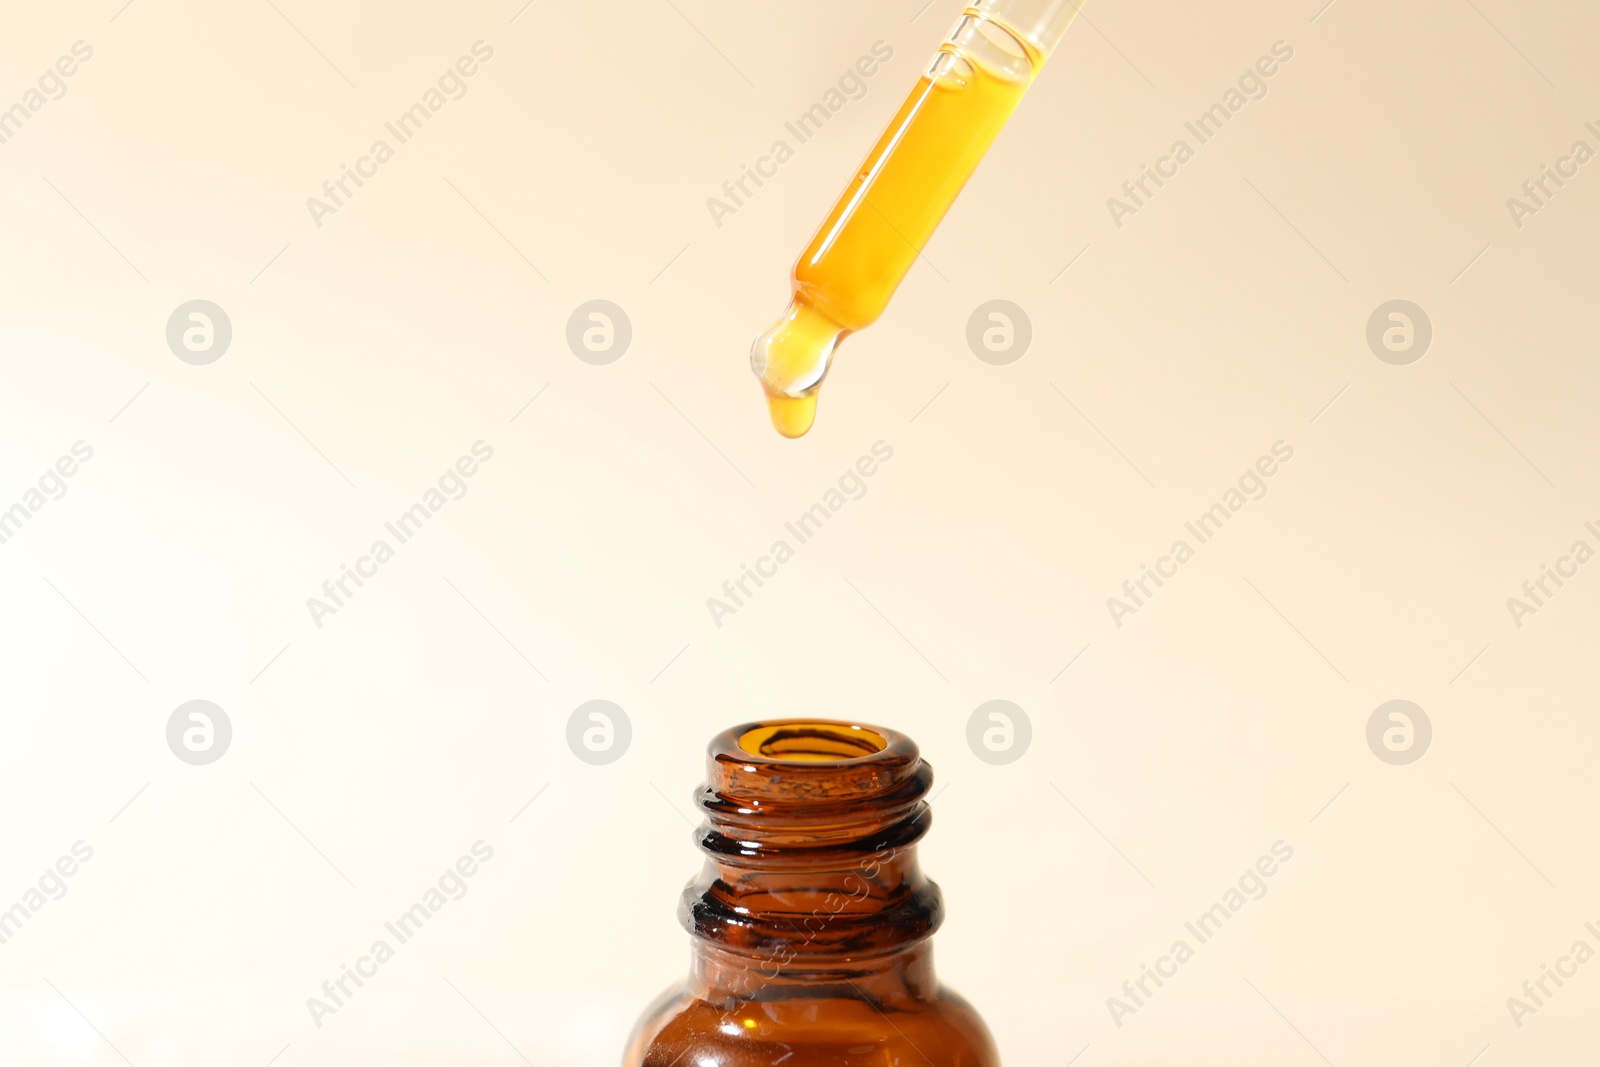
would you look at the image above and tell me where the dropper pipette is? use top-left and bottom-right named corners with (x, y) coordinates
top-left (750, 0), bottom-right (1084, 437)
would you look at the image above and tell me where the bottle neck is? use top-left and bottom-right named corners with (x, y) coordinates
top-left (677, 721), bottom-right (946, 984)
top-left (691, 940), bottom-right (940, 1004)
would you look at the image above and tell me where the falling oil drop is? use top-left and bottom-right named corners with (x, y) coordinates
top-left (765, 391), bottom-right (818, 439)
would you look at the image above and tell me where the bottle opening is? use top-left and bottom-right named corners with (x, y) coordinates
top-left (737, 722), bottom-right (889, 762)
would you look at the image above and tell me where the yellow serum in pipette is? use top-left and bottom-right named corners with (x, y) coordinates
top-left (752, 35), bottom-right (1036, 438)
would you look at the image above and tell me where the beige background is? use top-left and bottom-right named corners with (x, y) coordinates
top-left (3, 0), bottom-right (1598, 1064)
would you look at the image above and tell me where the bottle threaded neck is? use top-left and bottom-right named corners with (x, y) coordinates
top-left (679, 720), bottom-right (944, 962)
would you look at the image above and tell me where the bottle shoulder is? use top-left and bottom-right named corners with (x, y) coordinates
top-left (623, 982), bottom-right (999, 1067)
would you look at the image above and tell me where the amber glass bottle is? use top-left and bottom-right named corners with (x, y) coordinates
top-left (623, 719), bottom-right (999, 1066)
